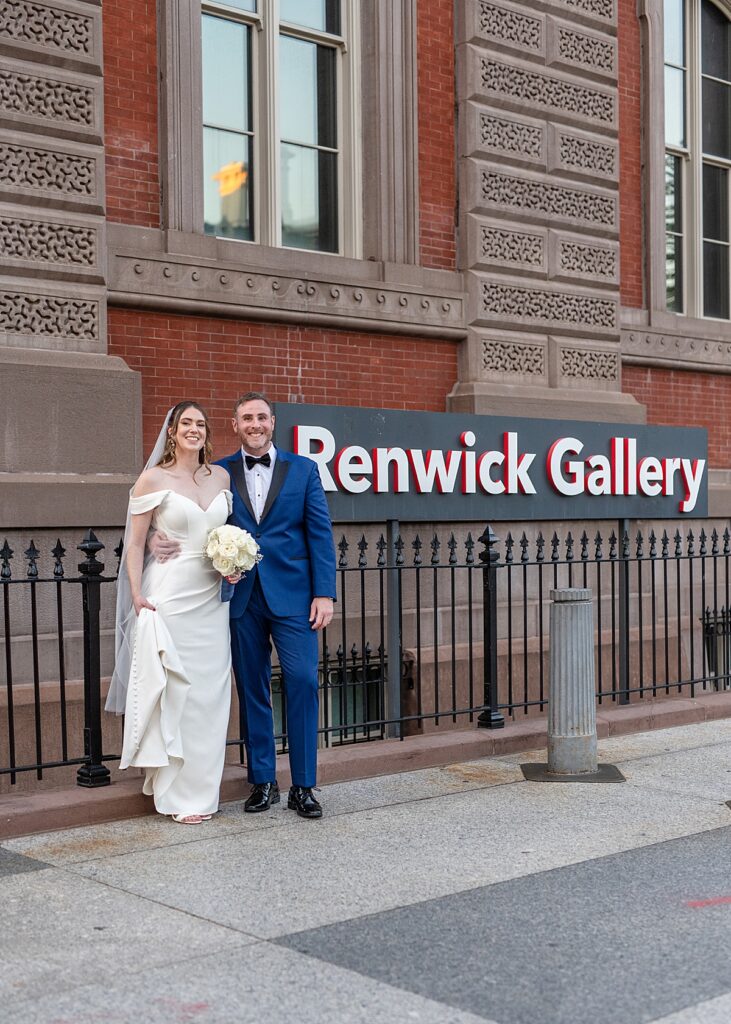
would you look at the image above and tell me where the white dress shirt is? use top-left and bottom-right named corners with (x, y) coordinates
top-left (242, 444), bottom-right (276, 522)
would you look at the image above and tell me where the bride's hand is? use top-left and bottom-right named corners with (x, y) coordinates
top-left (133, 595), bottom-right (156, 615)
top-left (225, 571), bottom-right (242, 584)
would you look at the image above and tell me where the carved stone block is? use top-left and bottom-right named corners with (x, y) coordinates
top-left (0, 130), bottom-right (103, 210)
top-left (481, 333), bottom-right (548, 382)
top-left (470, 272), bottom-right (618, 336)
top-left (0, 202), bottom-right (103, 280)
top-left (471, 161), bottom-right (618, 235)
top-left (547, 123), bottom-right (617, 183)
top-left (549, 337), bottom-right (620, 390)
top-left (0, 0), bottom-right (102, 71)
top-left (537, 0), bottom-right (616, 29)
top-left (548, 229), bottom-right (618, 286)
top-left (476, 52), bottom-right (616, 131)
top-left (546, 16), bottom-right (617, 81)
top-left (0, 277), bottom-right (104, 350)
top-left (462, 102), bottom-right (547, 169)
top-left (0, 55), bottom-right (102, 141)
top-left (476, 0), bottom-right (545, 56)
top-left (467, 214), bottom-right (548, 275)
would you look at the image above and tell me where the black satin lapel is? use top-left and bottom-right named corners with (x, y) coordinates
top-left (229, 455), bottom-right (256, 520)
top-left (260, 458), bottom-right (290, 521)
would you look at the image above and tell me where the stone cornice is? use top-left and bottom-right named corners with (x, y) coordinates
top-left (107, 227), bottom-right (467, 339)
top-left (621, 325), bottom-right (731, 374)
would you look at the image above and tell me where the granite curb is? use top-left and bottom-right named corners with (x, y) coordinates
top-left (2, 692), bottom-right (730, 840)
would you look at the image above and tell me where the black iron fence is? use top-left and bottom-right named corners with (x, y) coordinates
top-left (1, 522), bottom-right (730, 788)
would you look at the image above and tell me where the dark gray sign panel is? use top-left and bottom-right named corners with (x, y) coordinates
top-left (273, 404), bottom-right (708, 522)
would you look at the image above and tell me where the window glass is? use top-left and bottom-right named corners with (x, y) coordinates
top-left (202, 16), bottom-right (251, 132)
top-left (280, 0), bottom-right (340, 34)
top-left (203, 128), bottom-right (253, 240)
top-left (665, 66), bottom-right (686, 146)
top-left (281, 145), bottom-right (337, 251)
top-left (665, 0), bottom-right (685, 66)
top-left (703, 241), bottom-right (730, 317)
top-left (666, 155), bottom-right (684, 312)
top-left (701, 0), bottom-right (731, 80)
top-left (703, 163), bottom-right (729, 241)
top-left (280, 36), bottom-right (337, 147)
top-left (702, 78), bottom-right (731, 158)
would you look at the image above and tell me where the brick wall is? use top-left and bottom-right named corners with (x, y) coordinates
top-left (108, 310), bottom-right (459, 453)
top-left (104, 0), bottom-right (160, 227)
top-left (417, 0), bottom-right (457, 270)
top-left (618, 0), bottom-right (643, 308)
top-left (623, 365), bottom-right (731, 468)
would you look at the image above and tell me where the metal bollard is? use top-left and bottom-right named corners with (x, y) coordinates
top-left (520, 587), bottom-right (624, 783)
top-left (547, 588), bottom-right (597, 775)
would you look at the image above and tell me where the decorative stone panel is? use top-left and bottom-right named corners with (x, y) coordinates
top-left (478, 165), bottom-right (618, 233)
top-left (0, 57), bottom-right (102, 140)
top-left (482, 337), bottom-right (546, 375)
top-left (0, 131), bottom-right (102, 210)
top-left (548, 124), bottom-right (617, 182)
top-left (0, 1), bottom-right (101, 70)
top-left (477, 0), bottom-right (544, 55)
top-left (548, 230), bottom-right (619, 285)
top-left (560, 345), bottom-right (618, 379)
top-left (0, 280), bottom-right (101, 347)
top-left (468, 214), bottom-right (547, 275)
top-left (0, 205), bottom-right (101, 279)
top-left (475, 276), bottom-right (618, 331)
top-left (479, 55), bottom-right (616, 129)
top-left (461, 102), bottom-right (546, 167)
top-left (546, 18), bottom-right (617, 80)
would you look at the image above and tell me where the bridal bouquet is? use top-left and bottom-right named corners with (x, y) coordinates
top-left (204, 524), bottom-right (262, 577)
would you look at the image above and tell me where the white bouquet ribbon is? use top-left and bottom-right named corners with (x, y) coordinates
top-left (204, 524), bottom-right (262, 577)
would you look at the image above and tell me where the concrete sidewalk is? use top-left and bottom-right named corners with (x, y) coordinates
top-left (4, 718), bottom-right (731, 1023)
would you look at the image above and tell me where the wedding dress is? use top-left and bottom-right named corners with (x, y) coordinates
top-left (119, 488), bottom-right (233, 817)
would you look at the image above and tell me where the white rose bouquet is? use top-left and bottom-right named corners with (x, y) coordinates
top-left (204, 524), bottom-right (262, 578)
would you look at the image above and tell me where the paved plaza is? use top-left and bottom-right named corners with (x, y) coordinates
top-left (4, 720), bottom-right (731, 1023)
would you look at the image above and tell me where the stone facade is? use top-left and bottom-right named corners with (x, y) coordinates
top-left (449, 0), bottom-right (643, 423)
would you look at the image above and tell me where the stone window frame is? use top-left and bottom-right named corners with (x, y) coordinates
top-left (158, 0), bottom-right (419, 272)
top-left (639, 0), bottom-right (731, 337)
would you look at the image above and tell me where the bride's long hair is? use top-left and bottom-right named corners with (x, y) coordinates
top-left (158, 401), bottom-right (213, 472)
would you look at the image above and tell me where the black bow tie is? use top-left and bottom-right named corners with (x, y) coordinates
top-left (245, 452), bottom-right (271, 470)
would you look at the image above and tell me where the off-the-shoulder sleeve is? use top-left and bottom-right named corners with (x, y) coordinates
top-left (129, 490), bottom-right (170, 515)
top-left (225, 490), bottom-right (233, 516)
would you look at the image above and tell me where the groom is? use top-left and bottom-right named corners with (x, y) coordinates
top-left (152, 392), bottom-right (337, 818)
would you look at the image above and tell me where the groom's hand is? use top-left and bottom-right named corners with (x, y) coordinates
top-left (148, 529), bottom-right (181, 563)
top-left (309, 597), bottom-right (334, 631)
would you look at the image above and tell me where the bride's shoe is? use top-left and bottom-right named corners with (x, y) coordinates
top-left (172, 814), bottom-right (203, 824)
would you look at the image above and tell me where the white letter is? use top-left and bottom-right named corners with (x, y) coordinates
top-left (294, 425), bottom-right (336, 491)
top-left (547, 437), bottom-right (584, 496)
top-left (407, 449), bottom-right (461, 493)
top-left (679, 458), bottom-right (705, 513)
top-left (637, 456), bottom-right (663, 497)
top-left (504, 432), bottom-right (536, 494)
top-left (334, 446), bottom-right (373, 494)
top-left (586, 454), bottom-right (611, 496)
top-left (477, 450), bottom-right (505, 494)
top-left (373, 448), bottom-right (410, 493)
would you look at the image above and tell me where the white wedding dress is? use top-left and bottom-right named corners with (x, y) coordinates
top-left (119, 488), bottom-right (233, 817)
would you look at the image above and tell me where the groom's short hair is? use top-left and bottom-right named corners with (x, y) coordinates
top-left (233, 392), bottom-right (273, 416)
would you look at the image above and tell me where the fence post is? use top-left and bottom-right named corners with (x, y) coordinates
top-left (618, 518), bottom-right (630, 705)
top-left (385, 519), bottom-right (402, 739)
top-left (76, 530), bottom-right (111, 788)
top-left (477, 525), bottom-right (504, 729)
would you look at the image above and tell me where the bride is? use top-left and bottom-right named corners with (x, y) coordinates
top-left (107, 402), bottom-right (236, 824)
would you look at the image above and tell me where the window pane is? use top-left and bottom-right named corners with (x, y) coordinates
top-left (701, 0), bottom-right (731, 81)
top-left (202, 16), bottom-right (251, 133)
top-left (665, 153), bottom-right (682, 232)
top-left (203, 128), bottom-right (253, 240)
top-left (703, 163), bottom-right (729, 241)
top-left (281, 143), bottom-right (337, 252)
top-left (666, 234), bottom-right (684, 312)
top-left (216, 0), bottom-right (256, 10)
top-left (702, 78), bottom-right (731, 159)
top-left (280, 36), bottom-right (336, 148)
top-left (664, 0), bottom-right (685, 67)
top-left (703, 241), bottom-right (730, 317)
top-left (665, 65), bottom-right (686, 146)
top-left (280, 0), bottom-right (340, 34)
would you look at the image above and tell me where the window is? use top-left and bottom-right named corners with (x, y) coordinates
top-left (201, 0), bottom-right (359, 255)
top-left (664, 0), bottom-right (731, 319)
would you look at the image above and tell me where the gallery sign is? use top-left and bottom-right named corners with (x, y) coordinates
top-left (273, 404), bottom-right (708, 522)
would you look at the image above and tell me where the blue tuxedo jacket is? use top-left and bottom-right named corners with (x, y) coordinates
top-left (217, 449), bottom-right (337, 619)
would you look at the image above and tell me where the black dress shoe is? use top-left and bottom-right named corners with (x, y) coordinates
top-left (244, 781), bottom-right (280, 813)
top-left (287, 786), bottom-right (322, 819)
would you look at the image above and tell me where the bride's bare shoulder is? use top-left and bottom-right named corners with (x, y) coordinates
top-left (132, 466), bottom-right (168, 497)
top-left (210, 464), bottom-right (231, 487)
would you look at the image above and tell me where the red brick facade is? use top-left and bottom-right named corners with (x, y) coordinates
top-left (108, 310), bottom-right (459, 453)
top-left (417, 0), bottom-right (457, 270)
top-left (103, 0), bottom-right (160, 227)
top-left (623, 366), bottom-right (731, 468)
